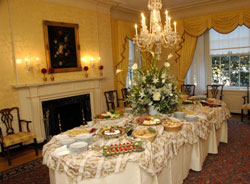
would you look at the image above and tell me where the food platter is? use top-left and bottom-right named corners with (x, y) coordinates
top-left (200, 99), bottom-right (221, 107)
top-left (99, 126), bottom-right (125, 139)
top-left (67, 128), bottom-right (89, 136)
top-left (163, 120), bottom-right (183, 132)
top-left (94, 111), bottom-right (122, 121)
top-left (132, 127), bottom-right (158, 142)
top-left (102, 141), bottom-right (144, 157)
top-left (136, 116), bottom-right (162, 126)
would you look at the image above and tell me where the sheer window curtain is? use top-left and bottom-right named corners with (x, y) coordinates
top-left (185, 31), bottom-right (210, 95)
top-left (210, 25), bottom-right (250, 55)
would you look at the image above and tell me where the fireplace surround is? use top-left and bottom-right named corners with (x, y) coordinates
top-left (13, 77), bottom-right (104, 143)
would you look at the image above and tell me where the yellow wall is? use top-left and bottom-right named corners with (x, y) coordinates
top-left (0, 0), bottom-right (114, 109)
top-left (0, 0), bottom-right (18, 109)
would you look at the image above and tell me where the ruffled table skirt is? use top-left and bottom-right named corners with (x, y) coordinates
top-left (49, 120), bottom-right (228, 184)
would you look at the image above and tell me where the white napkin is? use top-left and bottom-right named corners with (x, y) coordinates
top-left (53, 145), bottom-right (70, 157)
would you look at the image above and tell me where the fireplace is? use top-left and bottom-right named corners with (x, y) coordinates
top-left (42, 94), bottom-right (92, 141)
top-left (13, 78), bottom-right (104, 143)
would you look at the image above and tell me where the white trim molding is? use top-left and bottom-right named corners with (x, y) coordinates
top-left (13, 78), bottom-right (104, 143)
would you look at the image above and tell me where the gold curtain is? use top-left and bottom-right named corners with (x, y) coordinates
top-left (176, 8), bottom-right (250, 86)
top-left (111, 19), bottom-right (135, 99)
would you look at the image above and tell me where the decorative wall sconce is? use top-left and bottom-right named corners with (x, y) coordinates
top-left (16, 56), bottom-right (41, 72)
top-left (24, 57), bottom-right (32, 71)
top-left (89, 57), bottom-right (95, 68)
top-left (81, 56), bottom-right (103, 77)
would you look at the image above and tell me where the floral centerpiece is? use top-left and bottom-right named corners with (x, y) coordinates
top-left (127, 53), bottom-right (181, 115)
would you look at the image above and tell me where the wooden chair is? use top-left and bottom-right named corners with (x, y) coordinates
top-left (181, 84), bottom-right (196, 96)
top-left (104, 90), bottom-right (123, 111)
top-left (121, 88), bottom-right (130, 107)
top-left (0, 107), bottom-right (38, 165)
top-left (206, 84), bottom-right (224, 100)
top-left (241, 86), bottom-right (250, 121)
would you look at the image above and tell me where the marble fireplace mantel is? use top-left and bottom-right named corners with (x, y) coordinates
top-left (13, 77), bottom-right (104, 143)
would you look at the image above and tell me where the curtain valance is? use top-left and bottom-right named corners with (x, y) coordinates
top-left (176, 8), bottom-right (250, 86)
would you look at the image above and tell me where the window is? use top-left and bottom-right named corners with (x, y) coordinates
top-left (126, 40), bottom-right (142, 89)
top-left (210, 25), bottom-right (250, 88)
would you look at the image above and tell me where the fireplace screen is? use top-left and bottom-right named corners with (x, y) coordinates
top-left (42, 94), bottom-right (92, 141)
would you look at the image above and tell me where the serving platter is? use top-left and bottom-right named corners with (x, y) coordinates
top-left (136, 116), bottom-right (162, 126)
top-left (132, 127), bottom-right (158, 142)
top-left (99, 126), bottom-right (125, 139)
top-left (163, 120), bottom-right (183, 132)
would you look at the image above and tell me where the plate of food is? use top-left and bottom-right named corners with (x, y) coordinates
top-left (102, 141), bottom-right (145, 157)
top-left (200, 99), bottom-right (221, 107)
top-left (182, 99), bottom-right (196, 105)
top-left (67, 128), bottom-right (90, 136)
top-left (132, 127), bottom-right (158, 142)
top-left (99, 126), bottom-right (125, 139)
top-left (163, 120), bottom-right (183, 132)
top-left (136, 116), bottom-right (162, 126)
top-left (94, 110), bottom-right (122, 121)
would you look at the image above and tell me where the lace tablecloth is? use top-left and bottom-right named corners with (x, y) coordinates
top-left (43, 101), bottom-right (230, 182)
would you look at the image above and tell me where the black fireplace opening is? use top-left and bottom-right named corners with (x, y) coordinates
top-left (42, 94), bottom-right (92, 141)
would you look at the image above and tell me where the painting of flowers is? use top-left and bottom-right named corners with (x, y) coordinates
top-left (43, 21), bottom-right (81, 73)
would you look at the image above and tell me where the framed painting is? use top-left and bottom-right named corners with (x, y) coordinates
top-left (43, 20), bottom-right (81, 73)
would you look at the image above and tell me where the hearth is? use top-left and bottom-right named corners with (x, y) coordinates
top-left (42, 94), bottom-right (92, 141)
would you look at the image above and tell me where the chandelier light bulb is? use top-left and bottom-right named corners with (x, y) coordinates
top-left (174, 21), bottom-right (177, 33)
top-left (135, 24), bottom-right (138, 35)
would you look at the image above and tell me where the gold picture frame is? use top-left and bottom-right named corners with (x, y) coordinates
top-left (43, 20), bottom-right (81, 73)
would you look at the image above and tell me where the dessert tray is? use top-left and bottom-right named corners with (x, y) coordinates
top-left (132, 127), bottom-right (158, 142)
top-left (102, 141), bottom-right (144, 157)
top-left (99, 126), bottom-right (125, 139)
top-left (163, 120), bottom-right (183, 132)
top-left (136, 116), bottom-right (162, 126)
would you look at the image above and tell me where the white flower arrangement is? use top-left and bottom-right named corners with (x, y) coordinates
top-left (127, 53), bottom-right (181, 114)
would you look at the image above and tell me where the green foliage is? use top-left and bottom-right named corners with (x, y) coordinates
top-left (128, 53), bottom-right (181, 115)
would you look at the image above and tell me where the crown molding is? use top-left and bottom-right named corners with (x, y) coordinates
top-left (41, 0), bottom-right (119, 13)
top-left (167, 0), bottom-right (228, 12)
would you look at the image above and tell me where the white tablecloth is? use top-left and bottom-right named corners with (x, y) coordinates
top-left (49, 120), bottom-right (228, 184)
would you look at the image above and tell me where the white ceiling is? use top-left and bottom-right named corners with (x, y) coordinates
top-left (112, 0), bottom-right (227, 12)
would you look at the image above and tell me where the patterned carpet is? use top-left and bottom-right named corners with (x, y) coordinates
top-left (0, 120), bottom-right (249, 184)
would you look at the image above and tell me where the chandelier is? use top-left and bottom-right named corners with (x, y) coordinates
top-left (134, 0), bottom-right (180, 59)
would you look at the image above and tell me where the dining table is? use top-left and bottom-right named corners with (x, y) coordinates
top-left (43, 99), bottom-right (230, 184)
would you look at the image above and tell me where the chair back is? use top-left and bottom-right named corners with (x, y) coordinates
top-left (181, 84), bottom-right (195, 96)
top-left (206, 84), bottom-right (224, 100)
top-left (104, 90), bottom-right (120, 111)
top-left (121, 88), bottom-right (129, 107)
top-left (243, 86), bottom-right (250, 104)
top-left (0, 107), bottom-right (21, 135)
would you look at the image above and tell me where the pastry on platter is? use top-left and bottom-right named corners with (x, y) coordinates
top-left (132, 127), bottom-right (158, 142)
top-left (67, 128), bottom-right (89, 136)
top-left (163, 120), bottom-right (183, 132)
